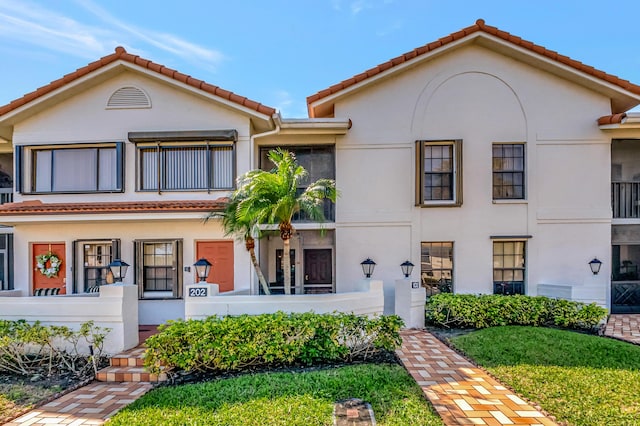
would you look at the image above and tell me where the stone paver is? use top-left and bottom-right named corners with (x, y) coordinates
top-left (398, 329), bottom-right (558, 426)
top-left (3, 382), bottom-right (153, 426)
top-left (604, 314), bottom-right (640, 345)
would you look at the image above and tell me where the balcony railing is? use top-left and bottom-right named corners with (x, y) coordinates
top-left (0, 188), bottom-right (12, 205)
top-left (612, 181), bottom-right (640, 218)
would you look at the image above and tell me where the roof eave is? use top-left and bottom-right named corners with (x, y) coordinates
top-left (0, 60), bottom-right (276, 129)
top-left (308, 30), bottom-right (640, 117)
top-left (275, 116), bottom-right (352, 135)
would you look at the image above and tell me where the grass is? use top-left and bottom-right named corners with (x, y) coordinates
top-left (109, 363), bottom-right (443, 426)
top-left (0, 382), bottom-right (62, 423)
top-left (450, 326), bottom-right (640, 426)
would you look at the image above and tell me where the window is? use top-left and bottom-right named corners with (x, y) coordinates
top-left (421, 242), bottom-right (454, 296)
top-left (259, 145), bottom-right (335, 221)
top-left (25, 144), bottom-right (123, 193)
top-left (492, 143), bottom-right (525, 199)
top-left (138, 144), bottom-right (234, 191)
top-left (82, 242), bottom-right (114, 291)
top-left (493, 241), bottom-right (526, 295)
top-left (72, 239), bottom-right (120, 293)
top-left (416, 140), bottom-right (462, 206)
top-left (134, 240), bottom-right (183, 299)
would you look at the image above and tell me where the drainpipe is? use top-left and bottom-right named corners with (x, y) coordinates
top-left (247, 113), bottom-right (281, 294)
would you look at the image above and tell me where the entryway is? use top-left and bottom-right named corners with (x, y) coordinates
top-left (304, 249), bottom-right (332, 294)
top-left (32, 242), bottom-right (66, 295)
top-left (196, 240), bottom-right (234, 292)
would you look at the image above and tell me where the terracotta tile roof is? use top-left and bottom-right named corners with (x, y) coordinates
top-left (307, 19), bottom-right (640, 115)
top-left (598, 113), bottom-right (627, 125)
top-left (0, 199), bottom-right (227, 215)
top-left (0, 47), bottom-right (276, 118)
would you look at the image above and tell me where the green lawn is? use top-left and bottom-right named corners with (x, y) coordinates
top-left (109, 363), bottom-right (442, 426)
top-left (450, 326), bottom-right (640, 426)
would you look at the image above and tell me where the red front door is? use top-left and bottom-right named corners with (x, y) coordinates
top-left (32, 243), bottom-right (66, 295)
top-left (195, 241), bottom-right (234, 292)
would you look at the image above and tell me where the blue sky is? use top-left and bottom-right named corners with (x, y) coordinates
top-left (1, 0), bottom-right (640, 117)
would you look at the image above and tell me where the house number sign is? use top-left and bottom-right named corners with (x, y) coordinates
top-left (188, 287), bottom-right (208, 297)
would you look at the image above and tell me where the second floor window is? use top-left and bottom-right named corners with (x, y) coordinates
top-left (138, 144), bottom-right (234, 191)
top-left (415, 140), bottom-right (462, 207)
top-left (24, 144), bottom-right (123, 193)
top-left (493, 143), bottom-right (525, 200)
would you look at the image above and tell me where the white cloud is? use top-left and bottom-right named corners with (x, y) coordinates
top-left (271, 90), bottom-right (308, 118)
top-left (0, 0), bottom-right (224, 70)
top-left (75, 0), bottom-right (224, 69)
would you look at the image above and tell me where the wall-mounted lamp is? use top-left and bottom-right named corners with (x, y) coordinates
top-left (588, 258), bottom-right (602, 275)
top-left (360, 258), bottom-right (376, 278)
top-left (194, 258), bottom-right (212, 283)
top-left (400, 260), bottom-right (414, 278)
top-left (108, 259), bottom-right (129, 283)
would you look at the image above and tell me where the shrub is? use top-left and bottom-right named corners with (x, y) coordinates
top-left (144, 312), bottom-right (403, 374)
top-left (0, 320), bottom-right (110, 377)
top-left (425, 293), bottom-right (607, 331)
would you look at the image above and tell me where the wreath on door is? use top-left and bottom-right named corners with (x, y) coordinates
top-left (36, 251), bottom-right (62, 278)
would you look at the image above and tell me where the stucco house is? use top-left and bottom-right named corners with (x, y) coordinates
top-left (1, 19), bottom-right (639, 328)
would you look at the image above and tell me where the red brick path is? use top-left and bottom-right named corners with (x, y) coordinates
top-left (604, 314), bottom-right (640, 345)
top-left (397, 329), bottom-right (558, 425)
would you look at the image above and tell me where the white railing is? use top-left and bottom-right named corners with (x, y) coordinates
top-left (184, 280), bottom-right (385, 319)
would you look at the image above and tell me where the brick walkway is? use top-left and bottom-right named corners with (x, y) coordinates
top-left (397, 329), bottom-right (557, 426)
top-left (4, 382), bottom-right (153, 426)
top-left (603, 314), bottom-right (640, 345)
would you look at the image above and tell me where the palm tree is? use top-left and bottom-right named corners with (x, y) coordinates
top-left (205, 195), bottom-right (271, 295)
top-left (236, 148), bottom-right (338, 295)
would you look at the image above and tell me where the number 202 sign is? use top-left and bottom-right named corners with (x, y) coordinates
top-left (189, 287), bottom-right (208, 297)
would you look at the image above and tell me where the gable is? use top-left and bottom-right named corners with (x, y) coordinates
top-left (0, 47), bottom-right (276, 140)
top-left (332, 44), bottom-right (612, 143)
top-left (12, 71), bottom-right (253, 145)
top-left (308, 19), bottom-right (640, 118)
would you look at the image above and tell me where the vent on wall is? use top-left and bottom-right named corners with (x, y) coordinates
top-left (106, 86), bottom-right (151, 109)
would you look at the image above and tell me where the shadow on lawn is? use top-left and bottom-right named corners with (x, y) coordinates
top-left (447, 325), bottom-right (640, 370)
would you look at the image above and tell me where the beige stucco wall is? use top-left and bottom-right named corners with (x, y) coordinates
top-left (12, 71), bottom-right (253, 204)
top-left (329, 45), bottom-right (611, 311)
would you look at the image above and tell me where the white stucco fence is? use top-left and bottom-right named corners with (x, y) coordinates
top-left (0, 284), bottom-right (139, 354)
top-left (185, 280), bottom-right (385, 319)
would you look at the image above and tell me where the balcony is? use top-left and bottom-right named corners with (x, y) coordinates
top-left (0, 188), bottom-right (12, 205)
top-left (612, 182), bottom-right (640, 219)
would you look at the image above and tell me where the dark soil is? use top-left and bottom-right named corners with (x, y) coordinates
top-left (164, 350), bottom-right (401, 386)
top-left (0, 359), bottom-right (108, 423)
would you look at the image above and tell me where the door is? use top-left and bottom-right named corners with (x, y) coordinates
top-left (196, 240), bottom-right (234, 293)
top-left (304, 249), bottom-right (332, 294)
top-left (32, 243), bottom-right (66, 294)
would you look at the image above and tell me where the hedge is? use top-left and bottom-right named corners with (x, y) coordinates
top-left (144, 312), bottom-right (403, 374)
top-left (425, 293), bottom-right (607, 331)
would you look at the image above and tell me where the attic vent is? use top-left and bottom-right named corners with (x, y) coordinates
top-left (106, 86), bottom-right (151, 109)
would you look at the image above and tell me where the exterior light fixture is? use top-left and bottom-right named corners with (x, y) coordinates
top-left (588, 258), bottom-right (602, 275)
top-left (108, 259), bottom-right (129, 283)
top-left (360, 258), bottom-right (376, 278)
top-left (194, 258), bottom-right (212, 282)
top-left (400, 260), bottom-right (414, 278)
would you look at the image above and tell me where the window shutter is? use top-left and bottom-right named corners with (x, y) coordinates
top-left (415, 141), bottom-right (424, 206)
top-left (71, 240), bottom-right (77, 293)
top-left (115, 143), bottom-right (124, 191)
top-left (14, 146), bottom-right (23, 193)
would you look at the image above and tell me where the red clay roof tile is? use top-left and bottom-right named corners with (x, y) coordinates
top-left (307, 19), bottom-right (640, 115)
top-left (598, 113), bottom-right (627, 125)
top-left (0, 47), bottom-right (276, 118)
top-left (0, 199), bottom-right (227, 216)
